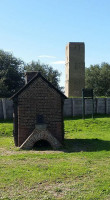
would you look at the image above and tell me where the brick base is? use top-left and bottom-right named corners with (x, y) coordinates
top-left (20, 125), bottom-right (62, 150)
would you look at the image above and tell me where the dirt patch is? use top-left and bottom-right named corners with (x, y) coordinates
top-left (0, 147), bottom-right (64, 156)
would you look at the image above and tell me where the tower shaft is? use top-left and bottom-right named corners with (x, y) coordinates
top-left (65, 42), bottom-right (85, 97)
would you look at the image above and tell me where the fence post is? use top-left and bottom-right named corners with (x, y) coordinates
top-left (2, 98), bottom-right (7, 120)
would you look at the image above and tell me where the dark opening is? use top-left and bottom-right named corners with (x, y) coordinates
top-left (32, 140), bottom-right (52, 150)
top-left (36, 114), bottom-right (44, 124)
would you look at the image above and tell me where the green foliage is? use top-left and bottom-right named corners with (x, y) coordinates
top-left (0, 50), bottom-right (24, 97)
top-left (1, 48), bottom-right (110, 98)
top-left (0, 50), bottom-right (63, 97)
top-left (85, 62), bottom-right (110, 97)
top-left (0, 115), bottom-right (110, 199)
top-left (25, 60), bottom-right (63, 91)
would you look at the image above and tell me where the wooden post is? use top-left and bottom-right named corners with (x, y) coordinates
top-left (2, 98), bottom-right (7, 120)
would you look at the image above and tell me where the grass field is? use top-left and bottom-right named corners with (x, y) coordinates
top-left (0, 115), bottom-right (110, 200)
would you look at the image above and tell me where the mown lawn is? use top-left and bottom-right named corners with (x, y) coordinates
top-left (0, 115), bottom-right (110, 200)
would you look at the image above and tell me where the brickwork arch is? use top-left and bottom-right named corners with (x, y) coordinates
top-left (20, 127), bottom-right (62, 150)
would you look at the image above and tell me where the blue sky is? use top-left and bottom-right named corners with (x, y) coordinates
top-left (0, 0), bottom-right (110, 87)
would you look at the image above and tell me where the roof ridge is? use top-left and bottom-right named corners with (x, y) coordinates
top-left (11, 72), bottom-right (67, 99)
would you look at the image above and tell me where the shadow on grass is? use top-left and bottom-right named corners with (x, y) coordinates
top-left (30, 138), bottom-right (110, 152)
top-left (0, 119), bottom-right (13, 123)
top-left (64, 114), bottom-right (110, 121)
top-left (63, 138), bottom-right (110, 152)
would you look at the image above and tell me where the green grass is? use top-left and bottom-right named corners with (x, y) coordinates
top-left (0, 120), bottom-right (13, 136)
top-left (0, 115), bottom-right (110, 200)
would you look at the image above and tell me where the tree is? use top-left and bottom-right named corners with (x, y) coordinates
top-left (0, 50), bottom-right (63, 97)
top-left (85, 62), bottom-right (110, 97)
top-left (25, 60), bottom-right (63, 91)
top-left (0, 50), bottom-right (24, 97)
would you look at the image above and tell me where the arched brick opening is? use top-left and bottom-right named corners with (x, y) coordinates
top-left (20, 127), bottom-right (62, 150)
top-left (33, 139), bottom-right (52, 150)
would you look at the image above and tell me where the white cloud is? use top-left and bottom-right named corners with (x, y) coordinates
top-left (51, 61), bottom-right (65, 65)
top-left (38, 55), bottom-right (56, 58)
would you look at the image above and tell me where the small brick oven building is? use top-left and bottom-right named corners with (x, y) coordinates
top-left (11, 72), bottom-right (67, 150)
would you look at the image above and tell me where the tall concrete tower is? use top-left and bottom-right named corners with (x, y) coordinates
top-left (65, 42), bottom-right (85, 97)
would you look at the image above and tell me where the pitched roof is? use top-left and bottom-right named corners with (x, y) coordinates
top-left (11, 72), bottom-right (67, 99)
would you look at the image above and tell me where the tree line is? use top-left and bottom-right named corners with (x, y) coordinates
top-left (0, 49), bottom-right (110, 97)
top-left (0, 50), bottom-right (61, 97)
top-left (85, 63), bottom-right (110, 97)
